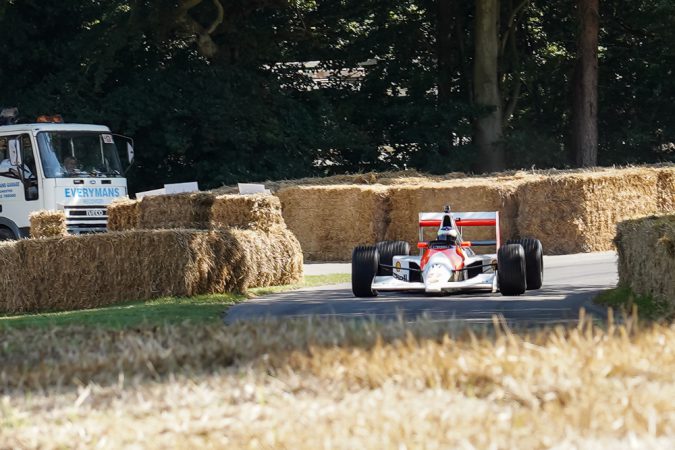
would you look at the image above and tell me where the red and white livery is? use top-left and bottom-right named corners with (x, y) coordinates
top-left (351, 206), bottom-right (543, 297)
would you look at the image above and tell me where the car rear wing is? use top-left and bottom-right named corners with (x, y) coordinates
top-left (418, 211), bottom-right (501, 248)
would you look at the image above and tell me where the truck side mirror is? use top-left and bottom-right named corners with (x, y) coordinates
top-left (127, 142), bottom-right (135, 164)
top-left (8, 139), bottom-right (21, 166)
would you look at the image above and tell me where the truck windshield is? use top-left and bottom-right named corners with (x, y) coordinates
top-left (37, 132), bottom-right (124, 178)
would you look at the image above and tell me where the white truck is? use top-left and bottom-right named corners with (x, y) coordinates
top-left (0, 112), bottom-right (133, 239)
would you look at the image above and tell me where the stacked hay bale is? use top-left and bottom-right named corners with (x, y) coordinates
top-left (138, 192), bottom-right (215, 229)
top-left (276, 185), bottom-right (390, 261)
top-left (107, 193), bottom-right (287, 233)
top-left (655, 166), bottom-right (675, 212)
top-left (130, 192), bottom-right (303, 288)
top-left (107, 198), bottom-right (140, 231)
top-left (516, 168), bottom-right (661, 254)
top-left (0, 230), bottom-right (249, 314)
top-left (29, 210), bottom-right (67, 238)
top-left (0, 241), bottom-right (25, 312)
top-left (211, 165), bottom-right (675, 260)
top-left (384, 177), bottom-right (528, 250)
top-left (210, 170), bottom-right (467, 194)
top-left (615, 215), bottom-right (675, 309)
top-left (228, 226), bottom-right (304, 291)
top-left (1, 191), bottom-right (303, 314)
top-left (211, 194), bottom-right (285, 231)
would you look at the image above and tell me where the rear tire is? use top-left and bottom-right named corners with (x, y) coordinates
top-left (507, 238), bottom-right (543, 290)
top-left (498, 244), bottom-right (526, 296)
top-left (375, 240), bottom-right (410, 276)
top-left (352, 246), bottom-right (379, 297)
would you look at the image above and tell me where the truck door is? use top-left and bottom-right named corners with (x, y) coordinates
top-left (0, 133), bottom-right (42, 237)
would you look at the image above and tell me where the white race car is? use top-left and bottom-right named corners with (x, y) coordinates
top-left (351, 207), bottom-right (543, 297)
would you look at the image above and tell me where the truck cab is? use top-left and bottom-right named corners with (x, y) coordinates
top-left (0, 119), bottom-right (132, 239)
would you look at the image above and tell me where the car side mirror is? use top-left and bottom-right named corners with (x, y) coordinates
top-left (8, 139), bottom-right (21, 166)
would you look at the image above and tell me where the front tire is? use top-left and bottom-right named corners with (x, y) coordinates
top-left (498, 244), bottom-right (527, 296)
top-left (0, 227), bottom-right (16, 241)
top-left (507, 238), bottom-right (543, 290)
top-left (352, 246), bottom-right (379, 297)
top-left (375, 240), bottom-right (410, 276)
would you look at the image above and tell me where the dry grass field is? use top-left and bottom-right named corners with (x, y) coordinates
top-left (2, 315), bottom-right (674, 449)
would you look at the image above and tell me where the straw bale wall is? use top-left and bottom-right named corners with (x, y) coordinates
top-left (107, 193), bottom-right (284, 232)
top-left (29, 210), bottom-right (67, 238)
top-left (655, 167), bottom-right (675, 212)
top-left (277, 185), bottom-right (390, 261)
top-left (0, 188), bottom-right (303, 313)
top-left (615, 215), bottom-right (675, 305)
top-left (2, 231), bottom-right (212, 313)
top-left (107, 198), bottom-right (140, 231)
top-left (101, 166), bottom-right (674, 264)
top-left (384, 179), bottom-right (526, 250)
top-left (516, 169), bottom-right (661, 254)
top-left (0, 226), bottom-right (303, 315)
top-left (0, 241), bottom-right (24, 307)
top-left (273, 167), bottom-right (673, 260)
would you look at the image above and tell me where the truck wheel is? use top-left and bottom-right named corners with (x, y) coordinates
top-left (0, 227), bottom-right (15, 241)
top-left (375, 240), bottom-right (410, 276)
top-left (498, 244), bottom-right (527, 296)
top-left (507, 238), bottom-right (543, 290)
top-left (352, 246), bottom-right (379, 297)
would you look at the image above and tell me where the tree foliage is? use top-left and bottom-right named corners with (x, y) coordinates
top-left (0, 0), bottom-right (672, 192)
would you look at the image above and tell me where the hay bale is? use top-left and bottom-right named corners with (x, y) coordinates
top-left (656, 167), bottom-right (675, 212)
top-left (29, 210), bottom-right (67, 238)
top-left (126, 193), bottom-right (284, 233)
top-left (138, 193), bottom-right (215, 229)
top-left (228, 225), bottom-right (304, 292)
top-left (210, 170), bottom-right (471, 194)
top-left (0, 241), bottom-right (26, 312)
top-left (0, 225), bottom-right (304, 314)
top-left (384, 179), bottom-right (525, 251)
top-left (107, 198), bottom-right (140, 231)
top-left (211, 194), bottom-right (284, 231)
top-left (277, 185), bottom-right (390, 261)
top-left (5, 230), bottom-right (220, 314)
top-left (516, 169), bottom-right (661, 254)
top-left (615, 215), bottom-right (675, 306)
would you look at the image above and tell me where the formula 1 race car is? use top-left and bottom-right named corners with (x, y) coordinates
top-left (351, 207), bottom-right (543, 297)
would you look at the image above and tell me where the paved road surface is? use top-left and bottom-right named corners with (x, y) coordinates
top-left (226, 252), bottom-right (618, 325)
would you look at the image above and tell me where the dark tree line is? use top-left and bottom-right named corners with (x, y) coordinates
top-left (0, 0), bottom-right (673, 193)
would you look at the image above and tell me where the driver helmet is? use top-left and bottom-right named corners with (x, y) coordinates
top-left (437, 226), bottom-right (458, 242)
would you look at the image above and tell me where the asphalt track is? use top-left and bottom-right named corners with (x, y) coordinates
top-left (225, 252), bottom-right (618, 325)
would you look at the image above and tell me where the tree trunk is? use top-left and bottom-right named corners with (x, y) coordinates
top-left (437, 0), bottom-right (454, 157)
top-left (571, 0), bottom-right (599, 167)
top-left (473, 0), bottom-right (504, 172)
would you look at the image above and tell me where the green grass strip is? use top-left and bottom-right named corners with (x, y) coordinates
top-left (595, 287), bottom-right (673, 321)
top-left (0, 273), bottom-right (351, 330)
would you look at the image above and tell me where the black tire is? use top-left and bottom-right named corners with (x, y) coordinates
top-left (497, 244), bottom-right (527, 296)
top-left (352, 246), bottom-right (379, 297)
top-left (375, 240), bottom-right (411, 276)
top-left (507, 238), bottom-right (543, 290)
top-left (0, 227), bottom-right (16, 241)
